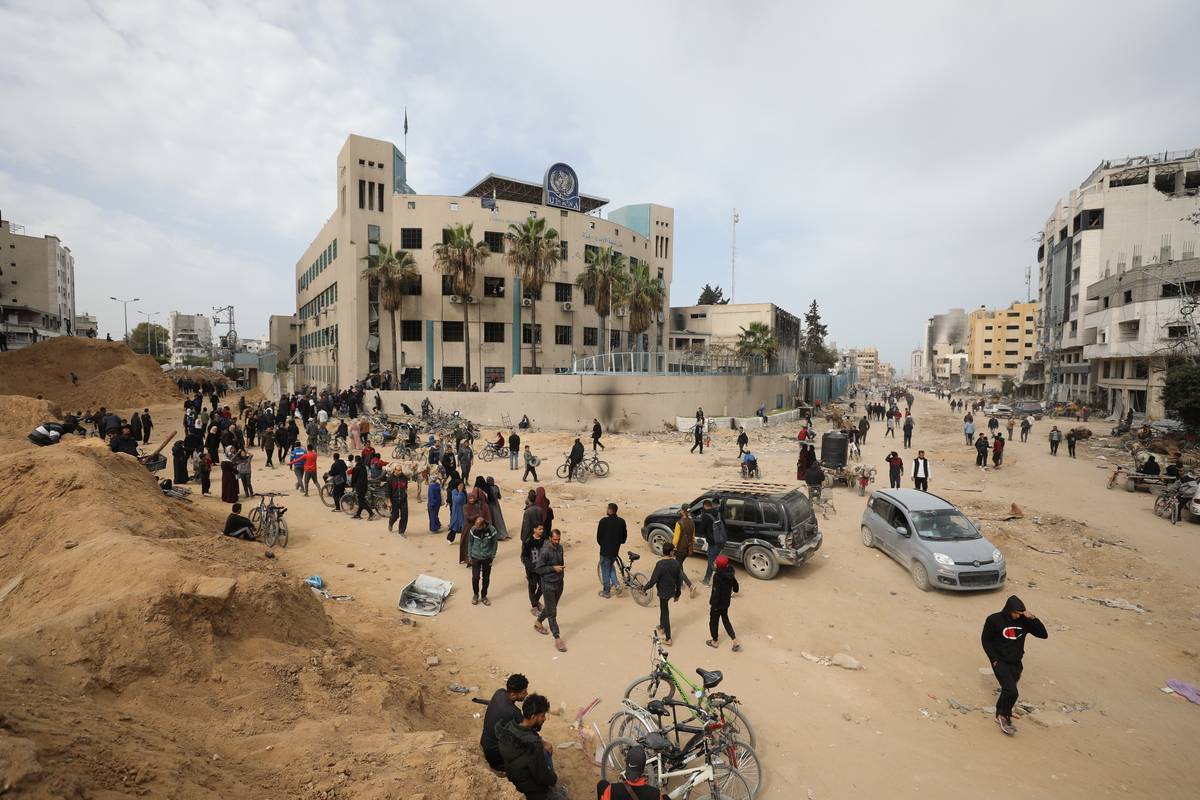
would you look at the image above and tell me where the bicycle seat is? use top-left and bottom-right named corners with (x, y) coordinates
top-left (627, 551), bottom-right (641, 562)
top-left (646, 699), bottom-right (669, 717)
top-left (642, 731), bottom-right (673, 752)
top-left (696, 667), bottom-right (723, 689)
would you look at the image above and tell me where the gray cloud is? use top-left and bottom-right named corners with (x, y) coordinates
top-left (1, 0), bottom-right (1197, 367)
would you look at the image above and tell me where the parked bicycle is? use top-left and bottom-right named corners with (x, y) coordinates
top-left (249, 491), bottom-right (289, 548)
top-left (555, 455), bottom-right (590, 482)
top-left (476, 442), bottom-right (509, 462)
top-left (624, 633), bottom-right (755, 748)
top-left (601, 717), bottom-right (756, 800)
top-left (583, 452), bottom-right (610, 477)
top-left (597, 550), bottom-right (654, 606)
top-left (807, 484), bottom-right (835, 519)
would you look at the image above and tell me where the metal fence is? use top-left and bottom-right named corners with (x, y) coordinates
top-left (570, 350), bottom-right (774, 375)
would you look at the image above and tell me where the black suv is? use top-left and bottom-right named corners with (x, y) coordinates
top-left (640, 481), bottom-right (822, 580)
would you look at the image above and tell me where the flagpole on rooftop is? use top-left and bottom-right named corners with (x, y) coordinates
top-left (403, 107), bottom-right (408, 159)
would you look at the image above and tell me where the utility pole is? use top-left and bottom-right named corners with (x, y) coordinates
top-left (731, 208), bottom-right (739, 303)
top-left (138, 310), bottom-right (160, 357)
top-left (1025, 265), bottom-right (1032, 303)
top-left (110, 296), bottom-right (140, 342)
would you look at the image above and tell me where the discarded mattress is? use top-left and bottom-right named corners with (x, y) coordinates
top-left (398, 574), bottom-right (453, 616)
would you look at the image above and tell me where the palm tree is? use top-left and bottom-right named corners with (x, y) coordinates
top-left (433, 224), bottom-right (490, 389)
top-left (363, 244), bottom-right (419, 385)
top-left (505, 217), bottom-right (561, 374)
top-left (576, 246), bottom-right (629, 355)
top-left (736, 321), bottom-right (779, 371)
top-left (617, 261), bottom-right (665, 353)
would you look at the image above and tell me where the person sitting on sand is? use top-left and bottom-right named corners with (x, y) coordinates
top-left (223, 503), bottom-right (256, 541)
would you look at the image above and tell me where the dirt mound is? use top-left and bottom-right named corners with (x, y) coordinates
top-left (0, 394), bottom-right (62, 434)
top-left (0, 443), bottom-right (522, 799)
top-left (0, 337), bottom-right (177, 411)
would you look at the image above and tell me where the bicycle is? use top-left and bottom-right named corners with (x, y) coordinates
top-left (601, 723), bottom-right (755, 800)
top-left (341, 480), bottom-right (391, 517)
top-left (597, 550), bottom-right (654, 606)
top-left (476, 442), bottom-right (509, 462)
top-left (1154, 487), bottom-right (1183, 524)
top-left (606, 698), bottom-right (763, 798)
top-left (248, 491), bottom-right (289, 548)
top-left (807, 484), bottom-right (835, 519)
top-left (624, 633), bottom-right (756, 748)
top-left (583, 452), bottom-right (610, 478)
top-left (554, 455), bottom-right (589, 483)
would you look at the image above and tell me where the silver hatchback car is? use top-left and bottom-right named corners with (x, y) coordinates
top-left (860, 489), bottom-right (1006, 591)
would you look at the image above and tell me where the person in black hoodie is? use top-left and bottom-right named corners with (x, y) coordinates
top-left (644, 544), bottom-right (685, 645)
top-left (497, 693), bottom-right (566, 800)
top-left (480, 673), bottom-right (528, 771)
top-left (981, 595), bottom-right (1048, 736)
top-left (596, 502), bottom-right (627, 598)
top-left (706, 555), bottom-right (741, 651)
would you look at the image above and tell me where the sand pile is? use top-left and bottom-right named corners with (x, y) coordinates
top-left (167, 366), bottom-right (231, 384)
top-left (0, 443), bottom-right (522, 799)
top-left (0, 394), bottom-right (62, 436)
top-left (0, 337), bottom-right (177, 411)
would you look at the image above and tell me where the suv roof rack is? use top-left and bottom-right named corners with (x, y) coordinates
top-left (706, 480), bottom-right (797, 498)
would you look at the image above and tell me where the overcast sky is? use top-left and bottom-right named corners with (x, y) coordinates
top-left (2, 1), bottom-right (1197, 368)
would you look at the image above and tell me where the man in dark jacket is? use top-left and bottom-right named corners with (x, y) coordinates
top-left (139, 409), bottom-right (153, 444)
top-left (480, 673), bottom-right (528, 771)
top-left (521, 523), bottom-right (546, 615)
top-left (591, 418), bottom-right (605, 451)
top-left (736, 427), bottom-right (749, 455)
top-left (596, 502), bottom-right (627, 598)
top-left (129, 411), bottom-right (142, 442)
top-left (350, 455), bottom-right (377, 520)
top-left (508, 429), bottom-right (522, 470)
top-left (387, 466), bottom-right (409, 535)
top-left (644, 544), bottom-right (685, 645)
top-left (975, 433), bottom-right (990, 467)
top-left (327, 453), bottom-right (348, 511)
top-left (534, 529), bottom-right (567, 652)
top-left (108, 424), bottom-right (140, 457)
top-left (697, 499), bottom-right (720, 585)
top-left (567, 438), bottom-right (585, 481)
top-left (981, 595), bottom-right (1048, 736)
top-left (497, 694), bottom-right (565, 800)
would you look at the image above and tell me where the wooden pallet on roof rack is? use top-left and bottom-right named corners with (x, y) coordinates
top-left (706, 480), bottom-right (796, 497)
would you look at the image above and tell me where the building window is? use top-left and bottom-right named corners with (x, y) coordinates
top-left (555, 325), bottom-right (572, 345)
top-left (368, 224), bottom-right (380, 243)
top-left (611, 329), bottom-right (621, 349)
top-left (442, 366), bottom-right (464, 388)
top-left (442, 228), bottom-right (453, 245)
top-left (407, 201), bottom-right (416, 209)
top-left (484, 231), bottom-right (505, 253)
top-left (523, 283), bottom-right (543, 301)
top-left (484, 366), bottom-right (505, 388)
top-left (378, 182), bottom-right (385, 212)
top-left (1167, 325), bottom-right (1190, 339)
top-left (584, 244), bottom-right (599, 262)
top-left (560, 241), bottom-right (568, 260)
top-left (401, 274), bottom-right (423, 296)
top-left (484, 322), bottom-right (505, 343)
top-left (1123, 290), bottom-right (1133, 304)
top-left (584, 327), bottom-right (598, 346)
top-left (554, 282), bottom-right (573, 302)
top-left (400, 228), bottom-right (423, 249)
top-left (358, 179), bottom-right (365, 209)
top-left (484, 276), bottom-right (506, 298)
top-left (367, 181), bottom-right (375, 211)
top-left (401, 320), bottom-right (423, 341)
top-left (441, 275), bottom-right (456, 296)
top-left (1133, 359), bottom-right (1150, 379)
top-left (442, 321), bottom-right (464, 342)
top-left (583, 287), bottom-right (595, 306)
top-left (522, 323), bottom-right (542, 344)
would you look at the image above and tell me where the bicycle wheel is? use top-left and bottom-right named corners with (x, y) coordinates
top-left (478, 447), bottom-right (495, 462)
top-left (714, 702), bottom-right (756, 749)
top-left (572, 463), bottom-right (589, 483)
top-left (555, 463), bottom-right (570, 479)
top-left (599, 736), bottom-right (641, 785)
top-left (704, 767), bottom-right (754, 800)
top-left (1154, 494), bottom-right (1171, 518)
top-left (318, 483), bottom-right (333, 508)
top-left (607, 710), bottom-right (654, 745)
top-left (249, 506), bottom-right (263, 530)
top-left (592, 459), bottom-right (610, 478)
top-left (263, 516), bottom-right (279, 548)
top-left (711, 738), bottom-right (763, 799)
top-left (624, 672), bottom-right (677, 707)
top-left (341, 494), bottom-right (359, 515)
top-left (630, 573), bottom-right (654, 607)
top-left (274, 516), bottom-right (289, 548)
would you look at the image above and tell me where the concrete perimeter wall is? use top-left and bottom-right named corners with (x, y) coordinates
top-left (377, 373), bottom-right (792, 433)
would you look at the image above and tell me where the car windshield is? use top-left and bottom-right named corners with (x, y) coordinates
top-left (910, 509), bottom-right (980, 540)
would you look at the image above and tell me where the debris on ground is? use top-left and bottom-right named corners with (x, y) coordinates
top-left (1070, 596), bottom-right (1149, 613)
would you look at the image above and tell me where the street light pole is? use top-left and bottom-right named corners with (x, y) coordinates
top-left (731, 208), bottom-right (739, 303)
top-left (110, 296), bottom-right (140, 342)
top-left (137, 310), bottom-right (160, 357)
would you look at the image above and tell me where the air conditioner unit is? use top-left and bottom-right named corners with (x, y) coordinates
top-left (615, 309), bottom-right (627, 318)
top-left (521, 298), bottom-right (533, 307)
top-left (561, 302), bottom-right (574, 312)
top-left (466, 295), bottom-right (479, 304)
top-left (449, 296), bottom-right (463, 304)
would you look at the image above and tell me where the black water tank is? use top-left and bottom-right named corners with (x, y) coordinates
top-left (820, 431), bottom-right (848, 469)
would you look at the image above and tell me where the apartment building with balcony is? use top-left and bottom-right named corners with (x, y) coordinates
top-left (1080, 257), bottom-right (1199, 419)
top-left (1033, 148), bottom-right (1200, 405)
top-left (0, 216), bottom-right (76, 349)
top-left (965, 301), bottom-right (1038, 391)
top-left (168, 311), bottom-right (213, 365)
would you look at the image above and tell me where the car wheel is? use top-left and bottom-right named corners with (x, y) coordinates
top-left (647, 527), bottom-right (672, 556)
top-left (910, 560), bottom-right (931, 591)
top-left (860, 525), bottom-right (874, 548)
top-left (743, 545), bottom-right (779, 580)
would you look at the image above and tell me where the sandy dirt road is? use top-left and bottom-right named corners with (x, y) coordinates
top-left (172, 393), bottom-right (1200, 799)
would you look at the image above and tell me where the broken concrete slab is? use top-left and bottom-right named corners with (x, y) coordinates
top-left (182, 576), bottom-right (238, 602)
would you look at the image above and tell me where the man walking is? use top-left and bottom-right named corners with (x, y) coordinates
top-left (1066, 429), bottom-right (1078, 458)
top-left (327, 452), bottom-right (348, 511)
top-left (467, 516), bottom-right (499, 606)
top-left (1048, 426), bottom-right (1062, 455)
top-left (521, 523), bottom-right (546, 616)
top-left (975, 433), bottom-right (989, 467)
top-left (885, 414), bottom-right (896, 438)
top-left (387, 464), bottom-right (408, 534)
top-left (697, 499), bottom-right (724, 585)
top-left (139, 408), bottom-right (153, 445)
top-left (672, 506), bottom-right (697, 597)
top-left (964, 417), bottom-right (975, 446)
top-left (591, 418), bottom-right (605, 451)
top-left (992, 433), bottom-right (1005, 468)
top-left (981, 595), bottom-right (1048, 736)
top-left (705, 555), bottom-right (741, 652)
top-left (533, 529), bottom-right (567, 652)
top-left (912, 450), bottom-right (930, 491)
top-left (350, 455), bottom-right (377, 520)
top-left (858, 415), bottom-right (869, 445)
top-left (690, 419), bottom-right (705, 454)
top-left (522, 444), bottom-right (539, 482)
top-left (645, 544), bottom-right (685, 646)
top-left (736, 426), bottom-right (749, 455)
top-left (902, 415), bottom-right (914, 448)
top-left (596, 502), bottom-right (627, 598)
top-left (480, 673), bottom-right (528, 771)
top-left (508, 429), bottom-right (521, 470)
top-left (458, 440), bottom-right (474, 484)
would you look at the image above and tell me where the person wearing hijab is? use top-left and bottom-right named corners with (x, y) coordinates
top-left (205, 425), bottom-right (221, 464)
top-left (197, 449), bottom-right (213, 496)
top-left (170, 439), bottom-right (190, 485)
top-left (427, 475), bottom-right (443, 532)
top-left (220, 447), bottom-right (239, 503)
top-left (448, 480), bottom-right (468, 554)
top-left (534, 487), bottom-right (554, 533)
top-left (485, 476), bottom-right (509, 539)
top-left (462, 477), bottom-right (492, 565)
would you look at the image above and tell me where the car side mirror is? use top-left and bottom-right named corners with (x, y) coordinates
top-left (894, 525), bottom-right (910, 537)
top-left (974, 522), bottom-right (984, 533)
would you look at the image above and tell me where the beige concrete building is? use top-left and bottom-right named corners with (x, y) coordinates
top-left (965, 301), bottom-right (1038, 391)
top-left (268, 313), bottom-right (299, 365)
top-left (74, 313), bottom-right (98, 338)
top-left (1034, 148), bottom-right (1200, 404)
top-left (0, 216), bottom-right (76, 349)
top-left (167, 311), bottom-right (213, 365)
top-left (667, 302), bottom-right (802, 370)
top-left (293, 134), bottom-right (674, 389)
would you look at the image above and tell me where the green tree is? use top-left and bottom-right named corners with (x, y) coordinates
top-left (129, 322), bottom-right (170, 358)
top-left (433, 224), bottom-right (490, 389)
top-left (1001, 377), bottom-right (1016, 396)
top-left (576, 246), bottom-right (629, 355)
top-left (364, 243), bottom-right (419, 384)
top-left (802, 300), bottom-right (835, 368)
top-left (505, 217), bottom-right (561, 374)
top-left (697, 283), bottom-right (730, 305)
top-left (617, 261), bottom-right (665, 352)
top-left (1162, 363), bottom-right (1200, 430)
top-left (736, 321), bottom-right (779, 369)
